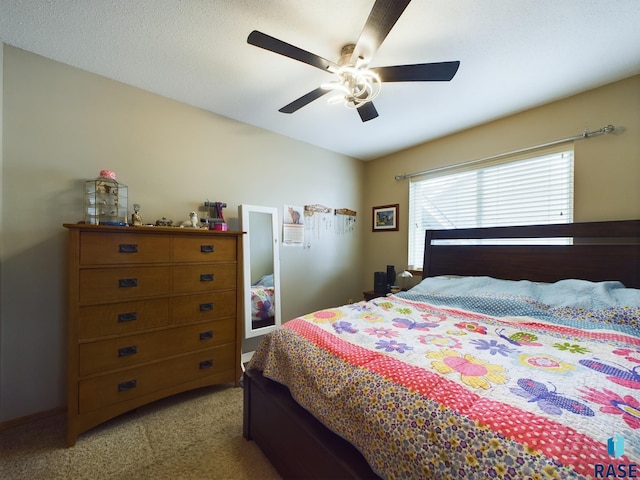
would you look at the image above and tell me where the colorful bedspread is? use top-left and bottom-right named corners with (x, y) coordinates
top-left (250, 285), bottom-right (275, 323)
top-left (248, 279), bottom-right (640, 480)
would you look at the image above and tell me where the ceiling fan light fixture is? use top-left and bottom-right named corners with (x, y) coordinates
top-left (321, 65), bottom-right (381, 109)
top-left (321, 81), bottom-right (351, 95)
top-left (327, 95), bottom-right (346, 105)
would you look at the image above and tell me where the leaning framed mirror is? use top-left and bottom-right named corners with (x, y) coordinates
top-left (239, 204), bottom-right (281, 338)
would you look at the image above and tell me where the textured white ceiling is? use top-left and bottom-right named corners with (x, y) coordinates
top-left (1, 0), bottom-right (639, 160)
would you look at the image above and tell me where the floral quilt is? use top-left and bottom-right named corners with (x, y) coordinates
top-left (248, 279), bottom-right (640, 480)
top-left (250, 285), bottom-right (275, 322)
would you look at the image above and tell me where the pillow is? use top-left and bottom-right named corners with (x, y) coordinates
top-left (399, 276), bottom-right (640, 333)
top-left (408, 276), bottom-right (640, 309)
top-left (252, 274), bottom-right (274, 287)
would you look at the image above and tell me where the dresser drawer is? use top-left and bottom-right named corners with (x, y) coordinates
top-left (172, 235), bottom-right (237, 262)
top-left (78, 344), bottom-right (235, 413)
top-left (80, 232), bottom-right (171, 265)
top-left (78, 319), bottom-right (236, 376)
top-left (78, 298), bottom-right (170, 339)
top-left (79, 266), bottom-right (171, 303)
top-left (171, 291), bottom-right (237, 324)
top-left (172, 263), bottom-right (236, 294)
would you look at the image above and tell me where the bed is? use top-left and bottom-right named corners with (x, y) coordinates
top-left (243, 219), bottom-right (640, 479)
top-left (250, 274), bottom-right (276, 329)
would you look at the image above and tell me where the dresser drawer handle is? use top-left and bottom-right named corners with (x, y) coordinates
top-left (118, 345), bottom-right (138, 357)
top-left (119, 278), bottom-right (138, 288)
top-left (199, 302), bottom-right (214, 312)
top-left (200, 245), bottom-right (215, 253)
top-left (117, 379), bottom-right (137, 392)
top-left (199, 359), bottom-right (213, 369)
top-left (118, 311), bottom-right (138, 323)
top-left (199, 331), bottom-right (214, 341)
top-left (200, 273), bottom-right (214, 282)
top-left (119, 244), bottom-right (139, 254)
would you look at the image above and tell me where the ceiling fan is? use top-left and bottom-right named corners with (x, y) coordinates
top-left (247, 0), bottom-right (460, 122)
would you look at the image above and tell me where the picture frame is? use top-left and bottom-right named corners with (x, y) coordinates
top-left (372, 204), bottom-right (399, 232)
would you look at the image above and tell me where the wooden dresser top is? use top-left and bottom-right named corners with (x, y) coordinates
top-left (64, 223), bottom-right (244, 236)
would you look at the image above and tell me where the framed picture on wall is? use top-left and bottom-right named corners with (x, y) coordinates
top-left (372, 204), bottom-right (399, 232)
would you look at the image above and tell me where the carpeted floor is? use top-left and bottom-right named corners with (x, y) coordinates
top-left (0, 384), bottom-right (281, 480)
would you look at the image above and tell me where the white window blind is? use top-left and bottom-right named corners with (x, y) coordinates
top-left (408, 148), bottom-right (574, 269)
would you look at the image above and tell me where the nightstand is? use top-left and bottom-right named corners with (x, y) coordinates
top-left (363, 290), bottom-right (384, 301)
top-left (364, 289), bottom-right (408, 301)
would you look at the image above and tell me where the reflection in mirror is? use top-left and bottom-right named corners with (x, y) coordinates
top-left (240, 205), bottom-right (281, 339)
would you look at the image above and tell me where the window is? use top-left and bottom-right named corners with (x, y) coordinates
top-left (408, 148), bottom-right (574, 269)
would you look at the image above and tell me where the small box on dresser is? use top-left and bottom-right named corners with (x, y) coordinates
top-left (64, 224), bottom-right (244, 447)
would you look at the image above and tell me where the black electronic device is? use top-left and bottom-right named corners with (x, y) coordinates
top-left (374, 271), bottom-right (387, 293)
top-left (386, 265), bottom-right (396, 292)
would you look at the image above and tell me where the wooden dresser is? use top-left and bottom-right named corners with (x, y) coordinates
top-left (64, 224), bottom-right (243, 446)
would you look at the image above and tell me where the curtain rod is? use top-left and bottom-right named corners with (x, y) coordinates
top-left (394, 124), bottom-right (616, 181)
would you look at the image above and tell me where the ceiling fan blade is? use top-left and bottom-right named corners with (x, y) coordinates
top-left (357, 102), bottom-right (379, 122)
top-left (373, 61), bottom-right (460, 82)
top-left (248, 30), bottom-right (338, 72)
top-left (350, 0), bottom-right (412, 66)
top-left (279, 87), bottom-right (330, 114)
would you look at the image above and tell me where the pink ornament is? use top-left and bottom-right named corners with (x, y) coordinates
top-left (100, 170), bottom-right (116, 180)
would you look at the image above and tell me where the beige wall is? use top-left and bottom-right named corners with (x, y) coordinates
top-left (0, 45), bottom-right (364, 423)
top-left (0, 43), bottom-right (4, 424)
top-left (363, 75), bottom-right (640, 290)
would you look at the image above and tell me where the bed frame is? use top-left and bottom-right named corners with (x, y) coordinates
top-left (423, 219), bottom-right (639, 288)
top-left (243, 220), bottom-right (639, 479)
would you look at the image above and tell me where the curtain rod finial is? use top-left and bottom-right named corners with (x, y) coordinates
top-left (584, 124), bottom-right (616, 138)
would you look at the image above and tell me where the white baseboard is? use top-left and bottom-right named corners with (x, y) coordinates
top-left (241, 351), bottom-right (255, 367)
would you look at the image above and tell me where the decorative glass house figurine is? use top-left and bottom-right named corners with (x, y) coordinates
top-left (85, 170), bottom-right (128, 225)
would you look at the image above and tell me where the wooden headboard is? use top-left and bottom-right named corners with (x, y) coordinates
top-left (422, 220), bottom-right (640, 288)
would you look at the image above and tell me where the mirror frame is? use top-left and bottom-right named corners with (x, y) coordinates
top-left (239, 204), bottom-right (281, 338)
